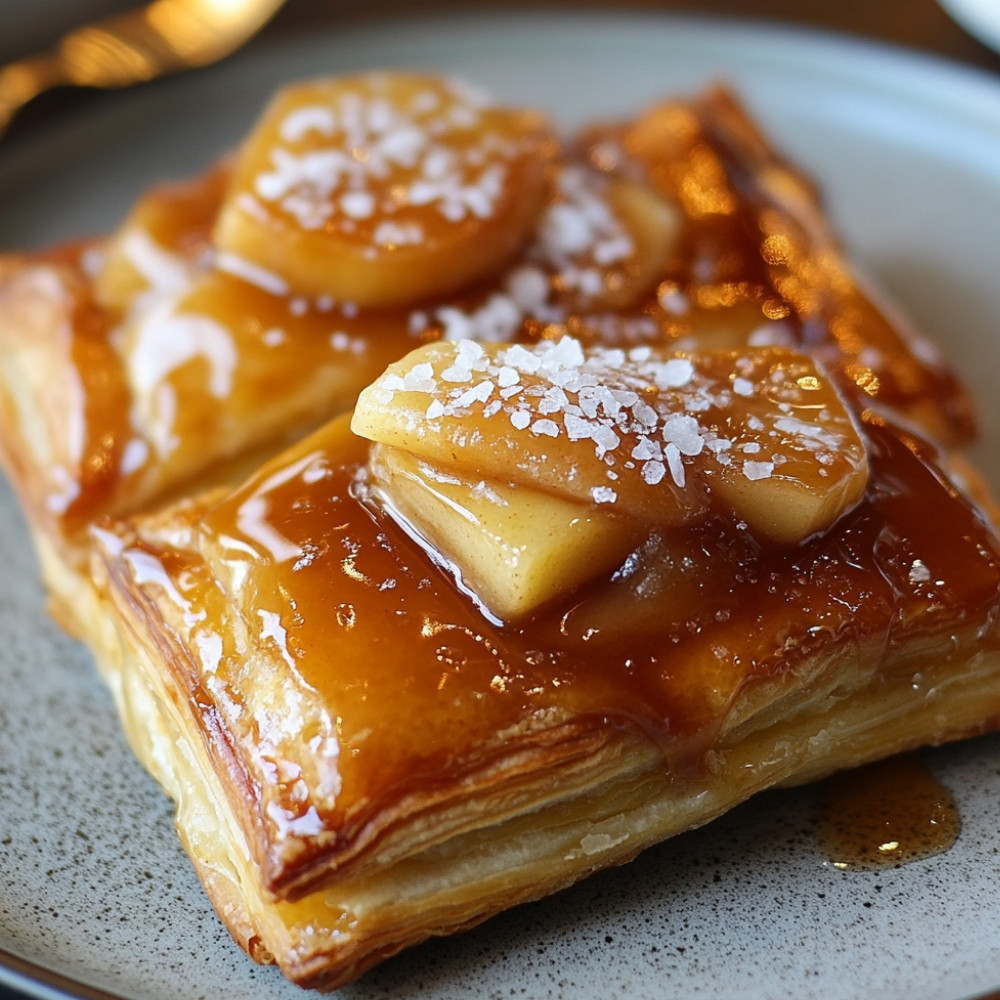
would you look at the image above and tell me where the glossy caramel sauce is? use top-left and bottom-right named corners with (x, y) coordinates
top-left (580, 88), bottom-right (976, 443)
top-left (107, 398), bottom-right (1000, 879)
top-left (5, 85), bottom-right (976, 538)
top-left (813, 754), bottom-right (960, 870)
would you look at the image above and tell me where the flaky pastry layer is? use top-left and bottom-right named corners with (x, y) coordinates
top-left (81, 396), bottom-right (1000, 988)
top-left (88, 489), bottom-right (1000, 989)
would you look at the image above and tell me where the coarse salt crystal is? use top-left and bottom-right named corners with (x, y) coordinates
top-left (655, 358), bottom-right (695, 388)
top-left (453, 379), bottom-right (495, 407)
top-left (743, 460), bottom-right (775, 481)
top-left (642, 460), bottom-right (666, 485)
top-left (340, 190), bottom-right (376, 219)
top-left (665, 442), bottom-right (686, 488)
top-left (531, 418), bottom-right (560, 438)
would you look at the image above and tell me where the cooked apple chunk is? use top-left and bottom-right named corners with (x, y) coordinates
top-left (531, 165), bottom-right (682, 312)
top-left (352, 337), bottom-right (869, 618)
top-left (215, 72), bottom-right (554, 307)
top-left (370, 445), bottom-right (640, 620)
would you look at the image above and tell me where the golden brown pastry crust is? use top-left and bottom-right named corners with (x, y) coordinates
top-left (86, 404), bottom-right (1000, 989)
top-left (2, 76), bottom-right (999, 991)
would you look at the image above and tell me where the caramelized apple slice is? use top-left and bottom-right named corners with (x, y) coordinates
top-left (354, 338), bottom-right (867, 617)
top-left (692, 351), bottom-right (870, 544)
top-left (215, 73), bottom-right (554, 307)
top-left (353, 337), bottom-right (868, 543)
top-left (354, 336), bottom-right (702, 522)
top-left (534, 166), bottom-right (681, 311)
top-left (371, 446), bottom-right (639, 620)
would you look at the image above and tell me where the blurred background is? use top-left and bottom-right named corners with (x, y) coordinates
top-left (3, 0), bottom-right (999, 65)
top-left (2, 0), bottom-right (1000, 150)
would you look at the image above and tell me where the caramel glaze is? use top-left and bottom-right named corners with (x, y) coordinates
top-left (577, 87), bottom-right (976, 444)
top-left (3, 87), bottom-right (976, 542)
top-left (813, 754), bottom-right (961, 870)
top-left (103, 401), bottom-right (1000, 895)
top-left (0, 252), bottom-right (133, 534)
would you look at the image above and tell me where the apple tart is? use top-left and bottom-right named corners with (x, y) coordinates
top-left (3, 71), bottom-right (1000, 991)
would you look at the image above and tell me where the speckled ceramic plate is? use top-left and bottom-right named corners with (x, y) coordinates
top-left (2, 11), bottom-right (1000, 1000)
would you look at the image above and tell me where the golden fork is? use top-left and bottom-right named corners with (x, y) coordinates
top-left (0, 0), bottom-right (287, 137)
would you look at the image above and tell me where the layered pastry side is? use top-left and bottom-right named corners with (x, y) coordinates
top-left (88, 335), bottom-right (1000, 989)
top-left (2, 72), bottom-right (999, 990)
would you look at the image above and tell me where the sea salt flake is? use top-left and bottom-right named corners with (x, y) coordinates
top-left (631, 438), bottom-right (662, 461)
top-left (538, 386), bottom-right (569, 414)
top-left (743, 460), bottom-right (775, 481)
top-left (505, 265), bottom-right (550, 311)
top-left (437, 307), bottom-right (473, 341)
top-left (591, 422), bottom-right (621, 456)
top-left (454, 380), bottom-right (495, 407)
top-left (593, 235), bottom-right (634, 264)
top-left (655, 358), bottom-right (695, 389)
top-left (497, 365), bottom-right (520, 388)
top-left (541, 336), bottom-right (586, 371)
top-left (403, 361), bottom-right (435, 387)
top-left (441, 364), bottom-right (473, 383)
top-left (456, 339), bottom-right (487, 367)
top-left (380, 373), bottom-right (405, 393)
top-left (661, 414), bottom-right (705, 456)
top-left (408, 310), bottom-right (429, 335)
top-left (665, 442), bottom-right (686, 488)
top-left (531, 418), bottom-right (560, 438)
top-left (501, 343), bottom-right (542, 374)
top-left (642, 460), bottom-right (666, 485)
top-left (632, 400), bottom-right (658, 428)
top-left (707, 437), bottom-right (732, 454)
top-left (279, 104), bottom-right (338, 142)
top-left (340, 190), bottom-right (375, 219)
top-left (564, 413), bottom-right (595, 441)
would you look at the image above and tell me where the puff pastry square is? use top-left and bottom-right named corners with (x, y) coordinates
top-left (3, 73), bottom-right (1000, 991)
top-left (88, 395), bottom-right (1000, 989)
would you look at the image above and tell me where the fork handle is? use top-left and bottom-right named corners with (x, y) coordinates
top-left (0, 52), bottom-right (72, 137)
